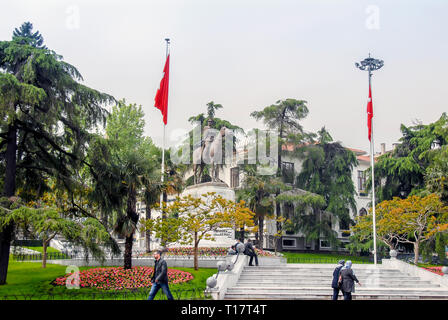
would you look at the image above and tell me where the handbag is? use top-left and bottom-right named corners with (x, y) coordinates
top-left (337, 275), bottom-right (343, 289)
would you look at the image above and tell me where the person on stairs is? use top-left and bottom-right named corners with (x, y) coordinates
top-left (338, 260), bottom-right (361, 300)
top-left (331, 260), bottom-right (345, 300)
top-left (244, 239), bottom-right (259, 266)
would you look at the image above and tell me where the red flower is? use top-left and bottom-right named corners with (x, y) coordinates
top-left (52, 266), bottom-right (193, 291)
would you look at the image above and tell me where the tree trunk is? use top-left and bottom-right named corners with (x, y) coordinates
top-left (162, 192), bottom-right (167, 219)
top-left (145, 204), bottom-right (152, 253)
top-left (275, 108), bottom-right (287, 253)
top-left (258, 216), bottom-right (264, 250)
top-left (275, 201), bottom-right (283, 252)
top-left (42, 239), bottom-right (48, 268)
top-left (239, 227), bottom-right (244, 242)
top-left (101, 211), bottom-right (108, 230)
top-left (414, 242), bottom-right (420, 265)
top-left (0, 124), bottom-right (17, 285)
top-left (124, 185), bottom-right (138, 269)
top-left (254, 218), bottom-right (259, 247)
top-left (0, 224), bottom-right (13, 285)
top-left (194, 234), bottom-right (198, 271)
top-left (316, 209), bottom-right (321, 252)
top-left (161, 192), bottom-right (167, 246)
top-left (124, 232), bottom-right (134, 269)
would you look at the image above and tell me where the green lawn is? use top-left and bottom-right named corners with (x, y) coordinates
top-left (10, 247), bottom-right (70, 261)
top-left (282, 252), bottom-right (373, 264)
top-left (0, 260), bottom-right (215, 300)
top-left (21, 246), bottom-right (61, 253)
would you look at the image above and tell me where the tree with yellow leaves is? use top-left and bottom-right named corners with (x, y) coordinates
top-left (141, 192), bottom-right (257, 270)
top-left (351, 194), bottom-right (448, 264)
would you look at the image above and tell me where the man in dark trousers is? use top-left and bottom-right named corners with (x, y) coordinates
top-left (331, 260), bottom-right (345, 300)
top-left (244, 239), bottom-right (259, 266)
top-left (147, 250), bottom-right (174, 300)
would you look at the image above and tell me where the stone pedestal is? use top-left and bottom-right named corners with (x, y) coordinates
top-left (182, 182), bottom-right (235, 201)
top-left (180, 182), bottom-right (236, 247)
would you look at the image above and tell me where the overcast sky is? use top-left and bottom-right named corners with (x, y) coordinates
top-left (1, 0), bottom-right (447, 154)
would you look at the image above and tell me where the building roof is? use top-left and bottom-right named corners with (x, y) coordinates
top-left (282, 142), bottom-right (374, 160)
top-left (347, 147), bottom-right (367, 156)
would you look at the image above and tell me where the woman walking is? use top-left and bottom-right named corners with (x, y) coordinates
top-left (338, 260), bottom-right (361, 300)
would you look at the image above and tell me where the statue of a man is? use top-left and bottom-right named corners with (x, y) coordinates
top-left (202, 119), bottom-right (216, 151)
top-left (192, 118), bottom-right (218, 184)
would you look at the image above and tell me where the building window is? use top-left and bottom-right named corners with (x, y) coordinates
top-left (282, 238), bottom-right (296, 248)
top-left (320, 240), bottom-right (331, 248)
top-left (281, 161), bottom-right (294, 184)
top-left (284, 203), bottom-right (294, 219)
top-left (230, 167), bottom-right (239, 188)
top-left (357, 170), bottom-right (367, 195)
top-left (359, 208), bottom-right (367, 216)
top-left (339, 218), bottom-right (350, 231)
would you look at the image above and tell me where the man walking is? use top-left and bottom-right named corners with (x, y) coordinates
top-left (244, 239), bottom-right (259, 266)
top-left (147, 250), bottom-right (174, 300)
top-left (331, 260), bottom-right (345, 300)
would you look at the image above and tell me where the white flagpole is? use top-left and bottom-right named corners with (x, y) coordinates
top-left (356, 54), bottom-right (383, 266)
top-left (160, 124), bottom-right (165, 207)
top-left (369, 70), bottom-right (378, 266)
top-left (160, 38), bottom-right (170, 209)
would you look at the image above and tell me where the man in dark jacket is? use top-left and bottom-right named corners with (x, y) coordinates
top-left (331, 260), bottom-right (345, 300)
top-left (244, 239), bottom-right (258, 266)
top-left (147, 250), bottom-right (174, 300)
top-left (339, 260), bottom-right (361, 300)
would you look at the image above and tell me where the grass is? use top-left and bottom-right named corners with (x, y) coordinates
top-left (10, 246), bottom-right (70, 261)
top-left (0, 259), bottom-right (215, 300)
top-left (417, 262), bottom-right (444, 268)
top-left (282, 251), bottom-right (373, 264)
top-left (21, 246), bottom-right (61, 254)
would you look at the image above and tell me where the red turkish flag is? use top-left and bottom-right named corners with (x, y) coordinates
top-left (367, 83), bottom-right (373, 141)
top-left (154, 54), bottom-right (170, 125)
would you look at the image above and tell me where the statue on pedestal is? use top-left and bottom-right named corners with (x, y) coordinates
top-left (192, 118), bottom-right (230, 185)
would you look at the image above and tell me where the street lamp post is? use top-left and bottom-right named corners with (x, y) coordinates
top-left (355, 54), bottom-right (383, 265)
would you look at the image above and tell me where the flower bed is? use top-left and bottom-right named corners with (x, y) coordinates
top-left (421, 266), bottom-right (443, 276)
top-left (53, 266), bottom-right (193, 290)
top-left (136, 247), bottom-right (276, 258)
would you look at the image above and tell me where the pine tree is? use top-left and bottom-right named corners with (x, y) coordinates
top-left (250, 99), bottom-right (310, 250)
top-left (372, 113), bottom-right (448, 202)
top-left (0, 24), bottom-right (114, 284)
top-left (12, 22), bottom-right (46, 49)
top-left (295, 127), bottom-right (358, 234)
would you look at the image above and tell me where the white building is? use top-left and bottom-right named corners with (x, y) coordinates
top-left (132, 142), bottom-right (392, 252)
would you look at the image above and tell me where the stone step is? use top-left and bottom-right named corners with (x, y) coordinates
top-left (224, 292), bottom-right (448, 300)
top-left (226, 287), bottom-right (448, 296)
top-left (241, 272), bottom-right (405, 277)
top-left (238, 275), bottom-right (421, 281)
top-left (244, 266), bottom-right (397, 270)
top-left (240, 272), bottom-right (416, 276)
top-left (243, 267), bottom-right (402, 273)
top-left (243, 267), bottom-right (400, 273)
top-left (235, 281), bottom-right (438, 288)
top-left (224, 263), bottom-right (447, 300)
top-left (240, 269), bottom-right (411, 274)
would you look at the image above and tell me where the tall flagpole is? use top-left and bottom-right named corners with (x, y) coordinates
top-left (160, 38), bottom-right (170, 209)
top-left (356, 54), bottom-right (383, 266)
top-left (368, 69), bottom-right (378, 265)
